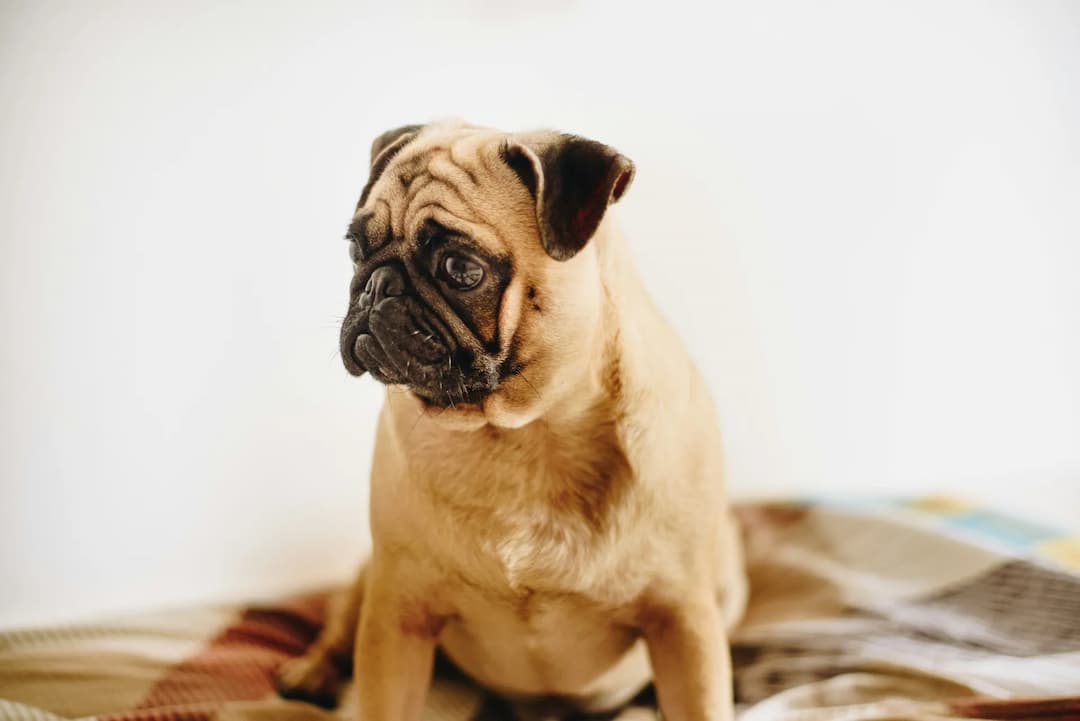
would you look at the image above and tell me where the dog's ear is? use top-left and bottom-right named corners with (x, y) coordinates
top-left (369, 124), bottom-right (424, 164)
top-left (358, 124), bottom-right (424, 207)
top-left (501, 133), bottom-right (635, 261)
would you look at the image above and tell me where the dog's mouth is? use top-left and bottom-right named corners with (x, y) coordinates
top-left (339, 264), bottom-right (502, 408)
top-left (343, 325), bottom-right (495, 407)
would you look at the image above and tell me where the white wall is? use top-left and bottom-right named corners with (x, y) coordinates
top-left (2, 0), bottom-right (1078, 628)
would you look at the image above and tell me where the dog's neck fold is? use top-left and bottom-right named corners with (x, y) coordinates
top-left (529, 218), bottom-right (673, 431)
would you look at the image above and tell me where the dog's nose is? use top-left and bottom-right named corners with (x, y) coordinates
top-left (361, 265), bottom-right (406, 308)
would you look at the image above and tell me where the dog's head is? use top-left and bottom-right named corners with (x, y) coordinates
top-left (339, 120), bottom-right (634, 429)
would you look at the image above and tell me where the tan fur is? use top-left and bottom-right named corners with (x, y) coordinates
top-left (276, 120), bottom-right (747, 721)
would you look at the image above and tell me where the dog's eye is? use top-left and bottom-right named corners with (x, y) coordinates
top-left (439, 254), bottom-right (484, 291)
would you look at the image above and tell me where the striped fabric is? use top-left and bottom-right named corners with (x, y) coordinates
top-left (2, 499), bottom-right (1078, 721)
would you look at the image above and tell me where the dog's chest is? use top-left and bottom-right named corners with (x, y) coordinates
top-left (410, 416), bottom-right (660, 699)
top-left (485, 500), bottom-right (591, 590)
top-left (478, 471), bottom-right (621, 592)
top-left (422, 418), bottom-right (636, 593)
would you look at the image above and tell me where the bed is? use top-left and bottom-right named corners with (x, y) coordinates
top-left (3, 497), bottom-right (1078, 721)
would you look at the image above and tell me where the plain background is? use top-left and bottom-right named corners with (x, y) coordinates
top-left (2, 0), bottom-right (1078, 629)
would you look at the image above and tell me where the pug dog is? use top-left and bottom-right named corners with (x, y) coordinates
top-left (275, 119), bottom-right (747, 721)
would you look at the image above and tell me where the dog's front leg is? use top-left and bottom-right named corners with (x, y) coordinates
top-left (354, 560), bottom-right (440, 721)
top-left (640, 594), bottom-right (733, 721)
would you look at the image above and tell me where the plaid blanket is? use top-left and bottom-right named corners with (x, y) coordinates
top-left (3, 498), bottom-right (1079, 721)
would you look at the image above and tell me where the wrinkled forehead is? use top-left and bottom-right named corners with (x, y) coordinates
top-left (356, 126), bottom-right (530, 259)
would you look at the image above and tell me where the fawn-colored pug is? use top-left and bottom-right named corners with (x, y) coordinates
top-left (276, 119), bottom-right (747, 721)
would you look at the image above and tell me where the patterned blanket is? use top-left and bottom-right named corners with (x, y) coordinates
top-left (3, 497), bottom-right (1079, 721)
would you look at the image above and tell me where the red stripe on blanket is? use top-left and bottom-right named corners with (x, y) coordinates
top-left (99, 592), bottom-right (331, 721)
top-left (950, 696), bottom-right (1080, 720)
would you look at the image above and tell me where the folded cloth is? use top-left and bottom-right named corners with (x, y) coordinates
top-left (2, 497), bottom-right (1078, 721)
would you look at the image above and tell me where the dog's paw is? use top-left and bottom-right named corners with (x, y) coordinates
top-left (274, 654), bottom-right (342, 709)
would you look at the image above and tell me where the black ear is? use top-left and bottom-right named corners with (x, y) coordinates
top-left (501, 134), bottom-right (635, 261)
top-left (357, 124), bottom-right (423, 207)
top-left (369, 124), bottom-right (423, 164)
